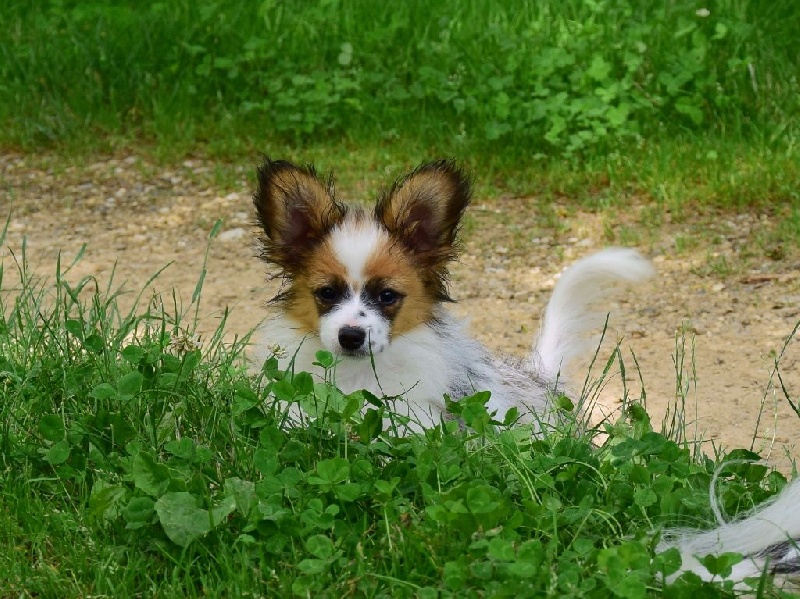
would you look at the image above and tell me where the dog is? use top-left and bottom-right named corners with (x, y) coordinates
top-left (251, 157), bottom-right (799, 584)
top-left (251, 157), bottom-right (652, 429)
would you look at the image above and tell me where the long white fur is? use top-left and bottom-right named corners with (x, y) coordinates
top-left (660, 477), bottom-right (800, 582)
top-left (534, 250), bottom-right (800, 584)
top-left (532, 248), bottom-right (655, 381)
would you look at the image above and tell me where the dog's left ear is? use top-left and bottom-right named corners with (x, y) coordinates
top-left (375, 160), bottom-right (471, 268)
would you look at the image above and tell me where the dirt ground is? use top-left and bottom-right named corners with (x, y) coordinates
top-left (2, 153), bottom-right (799, 469)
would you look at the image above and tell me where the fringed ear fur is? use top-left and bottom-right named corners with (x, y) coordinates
top-left (375, 160), bottom-right (472, 270)
top-left (253, 157), bottom-right (345, 272)
top-left (372, 160), bottom-right (471, 301)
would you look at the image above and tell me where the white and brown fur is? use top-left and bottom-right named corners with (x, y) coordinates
top-left (252, 158), bottom-right (651, 428)
top-left (252, 157), bottom-right (799, 584)
top-left (659, 479), bottom-right (800, 584)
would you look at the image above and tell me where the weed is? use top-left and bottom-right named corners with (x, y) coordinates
top-left (674, 235), bottom-right (701, 254)
top-left (2, 1), bottom-right (799, 247)
top-left (705, 253), bottom-right (735, 278)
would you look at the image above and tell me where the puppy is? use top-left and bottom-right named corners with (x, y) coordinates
top-left (252, 158), bottom-right (652, 430)
top-left (251, 157), bottom-right (800, 583)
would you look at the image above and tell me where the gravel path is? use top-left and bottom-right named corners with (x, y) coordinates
top-left (3, 152), bottom-right (799, 468)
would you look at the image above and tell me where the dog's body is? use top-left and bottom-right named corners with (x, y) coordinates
top-left (252, 158), bottom-right (651, 429)
top-left (252, 156), bottom-right (799, 584)
top-left (257, 248), bottom-right (652, 428)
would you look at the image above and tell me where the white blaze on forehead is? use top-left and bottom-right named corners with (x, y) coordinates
top-left (329, 219), bottom-right (386, 282)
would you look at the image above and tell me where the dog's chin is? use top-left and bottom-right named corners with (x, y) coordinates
top-left (335, 347), bottom-right (372, 358)
top-left (333, 345), bottom-right (387, 359)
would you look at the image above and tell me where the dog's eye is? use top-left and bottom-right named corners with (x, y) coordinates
top-left (377, 289), bottom-right (399, 305)
top-left (316, 287), bottom-right (338, 303)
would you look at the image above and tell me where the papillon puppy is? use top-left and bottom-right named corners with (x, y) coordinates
top-left (251, 157), bottom-right (800, 583)
top-left (252, 157), bottom-right (652, 430)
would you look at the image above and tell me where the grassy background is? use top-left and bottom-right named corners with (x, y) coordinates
top-left (1, 0), bottom-right (799, 210)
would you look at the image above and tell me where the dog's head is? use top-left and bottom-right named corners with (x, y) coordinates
top-left (254, 158), bottom-right (471, 357)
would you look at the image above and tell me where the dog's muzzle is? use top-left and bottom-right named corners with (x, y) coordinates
top-left (338, 325), bottom-right (366, 352)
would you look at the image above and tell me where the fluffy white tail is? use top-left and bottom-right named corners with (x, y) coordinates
top-left (532, 248), bottom-right (654, 381)
top-left (660, 478), bottom-right (800, 581)
top-left (532, 248), bottom-right (800, 585)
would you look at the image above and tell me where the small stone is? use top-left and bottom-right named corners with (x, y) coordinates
top-left (628, 325), bottom-right (647, 338)
top-left (218, 228), bottom-right (245, 242)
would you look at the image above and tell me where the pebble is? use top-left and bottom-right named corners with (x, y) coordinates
top-left (218, 228), bottom-right (245, 242)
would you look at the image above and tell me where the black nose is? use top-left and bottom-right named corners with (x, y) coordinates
top-left (338, 326), bottom-right (366, 351)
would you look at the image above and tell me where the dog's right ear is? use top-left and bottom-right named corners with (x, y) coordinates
top-left (253, 158), bottom-right (345, 271)
top-left (375, 160), bottom-right (472, 268)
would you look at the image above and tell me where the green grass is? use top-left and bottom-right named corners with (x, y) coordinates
top-left (2, 0), bottom-right (800, 245)
top-left (3, 0), bottom-right (798, 152)
top-left (1, 1), bottom-right (799, 205)
top-left (1, 232), bottom-right (798, 596)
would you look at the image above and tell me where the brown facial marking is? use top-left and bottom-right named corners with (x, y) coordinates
top-left (281, 277), bottom-right (318, 335)
top-left (363, 238), bottom-right (435, 335)
top-left (284, 238), bottom-right (351, 333)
